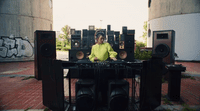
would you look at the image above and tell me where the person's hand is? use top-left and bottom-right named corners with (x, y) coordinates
top-left (94, 57), bottom-right (98, 61)
top-left (111, 57), bottom-right (117, 61)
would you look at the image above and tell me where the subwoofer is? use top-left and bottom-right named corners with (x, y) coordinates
top-left (69, 49), bottom-right (90, 62)
top-left (34, 30), bottom-right (56, 80)
top-left (152, 30), bottom-right (175, 64)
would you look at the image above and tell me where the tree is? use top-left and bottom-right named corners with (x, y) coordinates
top-left (140, 21), bottom-right (147, 46)
top-left (58, 25), bottom-right (71, 50)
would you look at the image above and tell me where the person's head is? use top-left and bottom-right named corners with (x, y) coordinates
top-left (95, 31), bottom-right (105, 44)
top-left (96, 34), bottom-right (105, 44)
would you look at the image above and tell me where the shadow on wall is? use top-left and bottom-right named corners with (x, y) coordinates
top-left (0, 34), bottom-right (33, 59)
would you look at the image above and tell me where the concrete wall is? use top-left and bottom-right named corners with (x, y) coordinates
top-left (0, 0), bottom-right (53, 62)
top-left (148, 0), bottom-right (200, 20)
top-left (147, 0), bottom-right (200, 61)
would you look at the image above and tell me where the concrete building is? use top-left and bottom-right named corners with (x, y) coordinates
top-left (0, 0), bottom-right (53, 62)
top-left (147, 0), bottom-right (200, 61)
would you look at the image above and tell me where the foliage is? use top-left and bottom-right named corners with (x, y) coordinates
top-left (22, 76), bottom-right (35, 80)
top-left (134, 41), bottom-right (152, 60)
top-left (182, 103), bottom-right (196, 111)
top-left (56, 25), bottom-right (71, 51)
top-left (139, 21), bottom-right (147, 46)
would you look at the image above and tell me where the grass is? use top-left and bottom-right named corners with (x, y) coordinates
top-left (181, 74), bottom-right (196, 80)
top-left (162, 78), bottom-right (168, 83)
top-left (181, 103), bottom-right (196, 111)
top-left (24, 107), bottom-right (32, 111)
top-left (22, 76), bottom-right (35, 80)
top-left (9, 76), bottom-right (15, 78)
top-left (163, 98), bottom-right (172, 105)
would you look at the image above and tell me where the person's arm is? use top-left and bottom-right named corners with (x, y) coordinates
top-left (107, 43), bottom-right (117, 61)
top-left (89, 46), bottom-right (96, 62)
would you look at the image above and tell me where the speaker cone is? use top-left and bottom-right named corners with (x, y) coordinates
top-left (72, 40), bottom-right (80, 48)
top-left (155, 44), bottom-right (170, 57)
top-left (76, 51), bottom-right (84, 59)
top-left (119, 51), bottom-right (127, 59)
top-left (40, 43), bottom-right (54, 56)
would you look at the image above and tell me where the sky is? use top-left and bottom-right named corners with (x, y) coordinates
top-left (53, 0), bottom-right (148, 40)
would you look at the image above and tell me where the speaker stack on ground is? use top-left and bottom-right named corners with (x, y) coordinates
top-left (117, 26), bottom-right (135, 62)
top-left (114, 31), bottom-right (120, 51)
top-left (88, 26), bottom-right (96, 48)
top-left (81, 29), bottom-right (88, 49)
top-left (34, 30), bottom-right (56, 80)
top-left (152, 30), bottom-right (175, 64)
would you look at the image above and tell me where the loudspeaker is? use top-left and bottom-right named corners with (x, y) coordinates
top-left (114, 31), bottom-right (120, 50)
top-left (152, 30), bottom-right (175, 64)
top-left (42, 58), bottom-right (64, 110)
top-left (125, 30), bottom-right (135, 50)
top-left (139, 56), bottom-right (163, 110)
top-left (34, 30), bottom-right (56, 80)
top-left (82, 29), bottom-right (88, 37)
top-left (75, 30), bottom-right (81, 35)
top-left (117, 49), bottom-right (134, 62)
top-left (69, 49), bottom-right (90, 61)
top-left (119, 34), bottom-right (125, 49)
top-left (122, 26), bottom-right (127, 35)
top-left (81, 37), bottom-right (88, 49)
top-left (71, 34), bottom-right (81, 49)
top-left (107, 25), bottom-right (111, 31)
top-left (87, 30), bottom-right (95, 48)
top-left (107, 31), bottom-right (114, 47)
top-left (76, 79), bottom-right (96, 111)
top-left (108, 80), bottom-right (129, 111)
top-left (70, 29), bottom-right (75, 35)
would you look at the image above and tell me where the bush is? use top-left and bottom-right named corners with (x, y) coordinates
top-left (134, 41), bottom-right (152, 60)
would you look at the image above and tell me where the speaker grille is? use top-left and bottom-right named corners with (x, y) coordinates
top-left (40, 43), bottom-right (54, 56)
top-left (155, 44), bottom-right (170, 57)
top-left (119, 51), bottom-right (127, 59)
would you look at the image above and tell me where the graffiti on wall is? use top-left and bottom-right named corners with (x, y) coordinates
top-left (0, 35), bottom-right (33, 58)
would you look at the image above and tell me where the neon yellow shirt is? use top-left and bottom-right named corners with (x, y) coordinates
top-left (89, 43), bottom-right (117, 62)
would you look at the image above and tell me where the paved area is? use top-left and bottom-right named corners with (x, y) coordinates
top-left (0, 51), bottom-right (200, 110)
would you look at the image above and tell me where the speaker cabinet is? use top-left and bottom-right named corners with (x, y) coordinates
top-left (114, 31), bottom-right (120, 50)
top-left (82, 29), bottom-right (88, 37)
top-left (87, 30), bottom-right (95, 48)
top-left (107, 31), bottom-right (114, 48)
top-left (108, 80), bottom-right (129, 111)
top-left (81, 37), bottom-right (88, 49)
top-left (71, 34), bottom-right (81, 49)
top-left (125, 30), bottom-right (135, 50)
top-left (117, 49), bottom-right (134, 62)
top-left (42, 58), bottom-right (64, 110)
top-left (76, 79), bottom-right (96, 111)
top-left (69, 49), bottom-right (90, 62)
top-left (153, 30), bottom-right (175, 64)
top-left (139, 56), bottom-right (163, 111)
top-left (34, 30), bottom-right (56, 80)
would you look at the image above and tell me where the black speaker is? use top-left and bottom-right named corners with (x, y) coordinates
top-left (34, 30), bottom-right (56, 80)
top-left (117, 49), bottom-right (134, 62)
top-left (42, 58), bottom-right (64, 110)
top-left (81, 37), bottom-right (88, 49)
top-left (119, 34), bottom-right (125, 49)
top-left (139, 56), bottom-right (163, 111)
top-left (107, 25), bottom-right (111, 31)
top-left (70, 29), bottom-right (75, 35)
top-left (76, 79), bottom-right (96, 111)
top-left (75, 30), bottom-right (81, 35)
top-left (82, 29), bottom-right (88, 37)
top-left (71, 34), bottom-right (81, 49)
top-left (108, 80), bottom-right (129, 111)
top-left (124, 30), bottom-right (135, 50)
top-left (153, 30), bottom-right (175, 64)
top-left (107, 31), bottom-right (114, 48)
top-left (122, 26), bottom-right (127, 35)
top-left (114, 31), bottom-right (120, 50)
top-left (69, 49), bottom-right (90, 61)
top-left (87, 30), bottom-right (95, 48)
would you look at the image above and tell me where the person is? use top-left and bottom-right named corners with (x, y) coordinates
top-left (89, 31), bottom-right (117, 62)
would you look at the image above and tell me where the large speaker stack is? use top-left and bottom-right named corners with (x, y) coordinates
top-left (34, 30), bottom-right (56, 80)
top-left (88, 25), bottom-right (96, 48)
top-left (117, 26), bottom-right (135, 62)
top-left (152, 30), bottom-right (175, 64)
